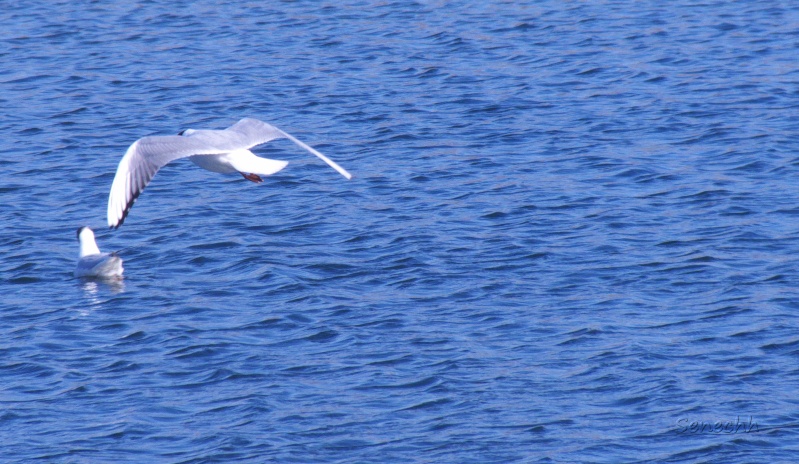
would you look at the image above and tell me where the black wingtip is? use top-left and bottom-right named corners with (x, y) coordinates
top-left (111, 192), bottom-right (138, 230)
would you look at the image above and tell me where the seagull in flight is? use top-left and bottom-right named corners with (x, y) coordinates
top-left (75, 227), bottom-right (124, 279)
top-left (107, 118), bottom-right (352, 229)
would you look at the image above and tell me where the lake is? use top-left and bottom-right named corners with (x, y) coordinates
top-left (2, 1), bottom-right (798, 462)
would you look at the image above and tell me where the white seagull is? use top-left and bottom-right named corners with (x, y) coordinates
top-left (107, 118), bottom-right (352, 228)
top-left (75, 227), bottom-right (124, 279)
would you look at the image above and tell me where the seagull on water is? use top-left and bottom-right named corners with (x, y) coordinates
top-left (75, 227), bottom-right (124, 279)
top-left (107, 118), bottom-right (352, 229)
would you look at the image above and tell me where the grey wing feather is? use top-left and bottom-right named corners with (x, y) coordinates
top-left (183, 118), bottom-right (286, 151)
top-left (229, 118), bottom-right (354, 180)
top-left (226, 118), bottom-right (287, 147)
top-left (107, 135), bottom-right (224, 228)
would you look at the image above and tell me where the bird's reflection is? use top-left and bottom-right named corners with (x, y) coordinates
top-left (79, 277), bottom-right (126, 300)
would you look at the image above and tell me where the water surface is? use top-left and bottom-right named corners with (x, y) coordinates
top-left (2, 1), bottom-right (799, 462)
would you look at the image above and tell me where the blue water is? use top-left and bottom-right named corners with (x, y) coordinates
top-left (2, 1), bottom-right (799, 462)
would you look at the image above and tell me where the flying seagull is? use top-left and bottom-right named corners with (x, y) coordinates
top-left (107, 118), bottom-right (352, 229)
top-left (75, 227), bottom-right (124, 278)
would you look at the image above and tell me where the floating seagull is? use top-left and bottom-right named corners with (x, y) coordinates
top-left (75, 227), bottom-right (124, 279)
top-left (107, 118), bottom-right (352, 229)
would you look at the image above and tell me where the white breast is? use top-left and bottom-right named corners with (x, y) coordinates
top-left (188, 153), bottom-right (238, 174)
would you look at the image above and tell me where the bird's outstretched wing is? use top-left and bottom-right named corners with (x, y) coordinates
top-left (230, 118), bottom-right (353, 180)
top-left (107, 136), bottom-right (223, 229)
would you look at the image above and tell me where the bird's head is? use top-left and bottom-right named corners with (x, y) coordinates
top-left (76, 226), bottom-right (101, 257)
top-left (76, 226), bottom-right (94, 242)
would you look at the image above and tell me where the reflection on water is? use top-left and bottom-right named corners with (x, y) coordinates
top-left (79, 277), bottom-right (125, 302)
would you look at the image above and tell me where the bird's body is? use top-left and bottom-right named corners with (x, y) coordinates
top-left (107, 118), bottom-right (352, 229)
top-left (75, 227), bottom-right (124, 279)
top-left (186, 149), bottom-right (285, 179)
top-left (187, 151), bottom-right (248, 174)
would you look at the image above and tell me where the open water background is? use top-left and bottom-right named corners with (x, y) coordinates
top-left (2, 1), bottom-right (799, 462)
